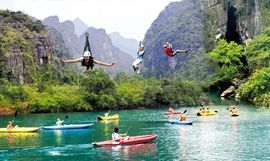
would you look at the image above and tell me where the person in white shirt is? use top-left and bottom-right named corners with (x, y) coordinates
top-left (56, 118), bottom-right (64, 125)
top-left (112, 127), bottom-right (128, 140)
top-left (132, 41), bottom-right (145, 74)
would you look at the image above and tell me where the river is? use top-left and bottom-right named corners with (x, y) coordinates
top-left (1, 103), bottom-right (270, 161)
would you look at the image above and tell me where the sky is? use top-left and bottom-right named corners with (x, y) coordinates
top-left (0, 0), bottom-right (181, 40)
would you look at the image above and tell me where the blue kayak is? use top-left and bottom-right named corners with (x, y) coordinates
top-left (42, 123), bottom-right (93, 130)
top-left (169, 120), bottom-right (193, 125)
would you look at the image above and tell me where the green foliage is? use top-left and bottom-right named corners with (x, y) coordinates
top-left (246, 27), bottom-right (270, 71)
top-left (0, 10), bottom-right (44, 33)
top-left (81, 69), bottom-right (116, 94)
top-left (238, 67), bottom-right (270, 101)
top-left (208, 40), bottom-right (245, 80)
top-left (27, 85), bottom-right (89, 112)
top-left (115, 76), bottom-right (145, 107)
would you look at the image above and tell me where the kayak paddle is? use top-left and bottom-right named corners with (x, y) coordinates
top-left (12, 111), bottom-right (18, 122)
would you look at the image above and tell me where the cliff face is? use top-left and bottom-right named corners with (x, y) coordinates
top-left (43, 16), bottom-right (81, 57)
top-left (143, 0), bottom-right (268, 78)
top-left (201, 0), bottom-right (263, 50)
top-left (0, 10), bottom-right (54, 83)
top-left (143, 0), bottom-right (205, 78)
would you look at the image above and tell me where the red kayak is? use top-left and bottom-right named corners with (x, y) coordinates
top-left (92, 134), bottom-right (157, 147)
top-left (164, 112), bottom-right (181, 115)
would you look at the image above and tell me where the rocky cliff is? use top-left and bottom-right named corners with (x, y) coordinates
top-left (143, 0), bottom-right (206, 78)
top-left (0, 10), bottom-right (54, 83)
top-left (43, 16), bottom-right (81, 57)
top-left (143, 0), bottom-right (269, 78)
top-left (200, 0), bottom-right (263, 50)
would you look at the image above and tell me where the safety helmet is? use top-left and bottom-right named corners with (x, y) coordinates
top-left (83, 51), bottom-right (91, 57)
top-left (163, 44), bottom-right (168, 48)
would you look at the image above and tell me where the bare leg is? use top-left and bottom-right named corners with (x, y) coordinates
top-left (173, 49), bottom-right (188, 56)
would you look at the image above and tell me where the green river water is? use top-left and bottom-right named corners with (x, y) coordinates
top-left (0, 103), bottom-right (270, 161)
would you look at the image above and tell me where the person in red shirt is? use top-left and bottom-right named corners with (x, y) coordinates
top-left (163, 42), bottom-right (188, 57)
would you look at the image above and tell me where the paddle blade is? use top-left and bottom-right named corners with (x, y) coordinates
top-left (65, 115), bottom-right (69, 119)
top-left (215, 111), bottom-right (218, 113)
top-left (183, 110), bottom-right (187, 113)
top-left (14, 111), bottom-right (18, 118)
top-left (97, 116), bottom-right (102, 121)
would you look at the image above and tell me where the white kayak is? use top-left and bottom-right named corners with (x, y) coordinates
top-left (42, 123), bottom-right (93, 130)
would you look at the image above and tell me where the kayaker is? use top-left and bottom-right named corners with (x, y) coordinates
top-left (168, 107), bottom-right (174, 113)
top-left (201, 108), bottom-right (206, 114)
top-left (231, 107), bottom-right (238, 114)
top-left (56, 118), bottom-right (64, 125)
top-left (112, 127), bottom-right (128, 140)
top-left (7, 121), bottom-right (14, 129)
top-left (206, 108), bottom-right (210, 114)
top-left (104, 110), bottom-right (110, 118)
top-left (179, 113), bottom-right (187, 121)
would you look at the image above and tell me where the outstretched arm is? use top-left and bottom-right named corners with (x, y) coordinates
top-left (61, 59), bottom-right (81, 63)
top-left (94, 59), bottom-right (115, 67)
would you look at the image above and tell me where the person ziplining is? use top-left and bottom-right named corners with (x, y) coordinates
top-left (163, 42), bottom-right (189, 57)
top-left (132, 41), bottom-right (144, 74)
top-left (61, 33), bottom-right (115, 70)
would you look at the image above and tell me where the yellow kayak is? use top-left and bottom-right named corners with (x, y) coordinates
top-left (230, 112), bottom-right (239, 117)
top-left (197, 111), bottom-right (217, 116)
top-left (0, 127), bottom-right (40, 133)
top-left (97, 114), bottom-right (119, 121)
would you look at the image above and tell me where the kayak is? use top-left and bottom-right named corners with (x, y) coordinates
top-left (0, 127), bottom-right (40, 133)
top-left (230, 112), bottom-right (239, 117)
top-left (42, 123), bottom-right (93, 130)
top-left (92, 134), bottom-right (157, 147)
top-left (169, 120), bottom-right (193, 125)
top-left (197, 111), bottom-right (216, 116)
top-left (97, 114), bottom-right (119, 121)
top-left (164, 112), bottom-right (181, 115)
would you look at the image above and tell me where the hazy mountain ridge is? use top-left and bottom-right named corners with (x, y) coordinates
top-left (109, 32), bottom-right (139, 58)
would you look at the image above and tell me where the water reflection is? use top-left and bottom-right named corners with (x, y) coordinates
top-left (0, 133), bottom-right (40, 148)
top-left (99, 120), bottom-right (119, 126)
top-left (96, 143), bottom-right (157, 160)
top-left (54, 130), bottom-right (63, 145)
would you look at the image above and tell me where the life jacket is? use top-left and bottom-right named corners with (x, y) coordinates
top-left (180, 114), bottom-right (187, 121)
top-left (164, 47), bottom-right (174, 57)
top-left (82, 56), bottom-right (94, 70)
